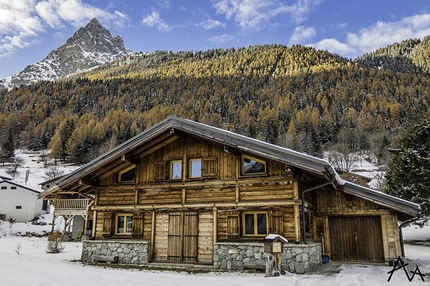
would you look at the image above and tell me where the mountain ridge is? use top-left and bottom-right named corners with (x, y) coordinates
top-left (0, 18), bottom-right (131, 89)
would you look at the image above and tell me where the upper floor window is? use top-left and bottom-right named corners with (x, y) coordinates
top-left (1, 186), bottom-right (7, 190)
top-left (170, 160), bottom-right (182, 180)
top-left (118, 165), bottom-right (136, 184)
top-left (115, 214), bottom-right (133, 235)
top-left (242, 155), bottom-right (266, 176)
top-left (11, 186), bottom-right (17, 190)
top-left (189, 158), bottom-right (202, 179)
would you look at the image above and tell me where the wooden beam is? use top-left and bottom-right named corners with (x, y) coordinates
top-left (91, 200), bottom-right (299, 211)
top-left (132, 132), bottom-right (176, 156)
top-left (93, 175), bottom-right (295, 191)
top-left (137, 136), bottom-right (179, 159)
top-left (121, 154), bottom-right (139, 165)
top-left (79, 178), bottom-right (97, 186)
top-left (90, 160), bottom-right (124, 180)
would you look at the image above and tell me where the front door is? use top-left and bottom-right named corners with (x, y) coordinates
top-left (167, 211), bottom-right (198, 262)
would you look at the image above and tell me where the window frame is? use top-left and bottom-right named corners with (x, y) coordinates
top-left (241, 155), bottom-right (267, 176)
top-left (115, 213), bottom-right (133, 235)
top-left (242, 211), bottom-right (268, 237)
top-left (117, 165), bottom-right (136, 184)
top-left (188, 158), bottom-right (202, 179)
top-left (170, 160), bottom-right (183, 180)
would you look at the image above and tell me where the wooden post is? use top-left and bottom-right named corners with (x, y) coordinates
top-left (213, 207), bottom-right (217, 243)
top-left (151, 210), bottom-right (156, 259)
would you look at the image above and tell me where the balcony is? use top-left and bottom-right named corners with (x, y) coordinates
top-left (54, 199), bottom-right (92, 216)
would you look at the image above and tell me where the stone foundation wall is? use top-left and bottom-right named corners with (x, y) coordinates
top-left (81, 240), bottom-right (150, 265)
top-left (214, 242), bottom-right (321, 274)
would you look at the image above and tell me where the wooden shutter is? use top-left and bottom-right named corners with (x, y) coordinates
top-left (132, 213), bottom-right (144, 238)
top-left (226, 211), bottom-right (240, 238)
top-left (102, 212), bottom-right (114, 237)
top-left (154, 160), bottom-right (166, 181)
top-left (183, 212), bottom-right (198, 262)
top-left (271, 211), bottom-right (284, 235)
top-left (168, 212), bottom-right (182, 261)
top-left (202, 157), bottom-right (218, 178)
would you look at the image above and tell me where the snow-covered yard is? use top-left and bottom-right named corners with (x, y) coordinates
top-left (0, 216), bottom-right (428, 286)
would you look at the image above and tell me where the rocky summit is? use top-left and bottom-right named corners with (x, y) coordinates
top-left (0, 18), bottom-right (131, 89)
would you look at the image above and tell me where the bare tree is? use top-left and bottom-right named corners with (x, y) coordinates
top-left (44, 166), bottom-right (65, 180)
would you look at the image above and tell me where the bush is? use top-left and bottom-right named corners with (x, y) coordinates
top-left (47, 230), bottom-right (65, 253)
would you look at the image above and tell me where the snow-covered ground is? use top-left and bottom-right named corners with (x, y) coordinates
top-left (0, 215), bottom-right (428, 286)
top-left (10, 149), bottom-right (79, 192)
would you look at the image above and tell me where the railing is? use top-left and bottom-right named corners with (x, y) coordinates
top-left (55, 199), bottom-right (92, 210)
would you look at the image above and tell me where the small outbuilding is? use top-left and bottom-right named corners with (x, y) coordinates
top-left (0, 170), bottom-right (46, 222)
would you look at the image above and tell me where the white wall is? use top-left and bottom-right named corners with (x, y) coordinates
top-left (0, 181), bottom-right (44, 222)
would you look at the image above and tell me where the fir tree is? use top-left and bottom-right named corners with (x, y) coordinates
top-left (385, 114), bottom-right (430, 213)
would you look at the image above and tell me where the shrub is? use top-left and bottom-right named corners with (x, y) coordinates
top-left (47, 230), bottom-right (65, 253)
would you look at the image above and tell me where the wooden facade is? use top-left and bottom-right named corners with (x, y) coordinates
top-left (41, 116), bottom-right (421, 265)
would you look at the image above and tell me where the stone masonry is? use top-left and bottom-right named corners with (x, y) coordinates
top-left (214, 242), bottom-right (321, 274)
top-left (81, 240), bottom-right (150, 265)
top-left (81, 240), bottom-right (321, 274)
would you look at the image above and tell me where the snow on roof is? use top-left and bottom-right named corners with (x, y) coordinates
top-left (0, 169), bottom-right (13, 180)
top-left (0, 179), bottom-right (41, 194)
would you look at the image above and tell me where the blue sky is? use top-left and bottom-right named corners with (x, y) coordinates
top-left (1, 0), bottom-right (430, 77)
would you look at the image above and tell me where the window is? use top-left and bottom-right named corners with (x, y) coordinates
top-left (242, 155), bottom-right (266, 175)
top-left (170, 160), bottom-right (182, 180)
top-left (16, 206), bottom-right (22, 209)
top-left (118, 165), bottom-right (136, 184)
top-left (11, 186), bottom-right (17, 190)
top-left (189, 158), bottom-right (202, 178)
top-left (115, 214), bottom-right (133, 235)
top-left (1, 186), bottom-right (6, 190)
top-left (242, 211), bottom-right (268, 236)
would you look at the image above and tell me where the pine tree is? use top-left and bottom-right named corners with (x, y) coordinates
top-left (385, 114), bottom-right (430, 213)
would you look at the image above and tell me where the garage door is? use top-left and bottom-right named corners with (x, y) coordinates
top-left (329, 216), bottom-right (384, 262)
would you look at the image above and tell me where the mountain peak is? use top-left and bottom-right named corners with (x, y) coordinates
top-left (0, 18), bottom-right (131, 89)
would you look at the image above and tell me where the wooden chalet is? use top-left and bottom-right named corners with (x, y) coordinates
top-left (40, 115), bottom-right (421, 273)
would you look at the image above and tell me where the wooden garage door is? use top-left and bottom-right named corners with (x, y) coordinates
top-left (167, 212), bottom-right (198, 262)
top-left (329, 216), bottom-right (384, 262)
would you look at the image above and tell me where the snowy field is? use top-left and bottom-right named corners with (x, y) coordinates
top-left (0, 216), bottom-right (428, 286)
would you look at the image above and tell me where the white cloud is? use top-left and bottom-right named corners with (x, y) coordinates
top-left (0, 0), bottom-right (128, 59)
top-left (142, 11), bottom-right (171, 32)
top-left (289, 26), bottom-right (316, 45)
top-left (313, 13), bottom-right (430, 58)
top-left (213, 0), bottom-right (322, 30)
top-left (201, 19), bottom-right (225, 30)
top-left (313, 38), bottom-right (357, 57)
top-left (208, 33), bottom-right (235, 44)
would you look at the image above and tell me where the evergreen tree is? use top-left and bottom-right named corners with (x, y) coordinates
top-left (1, 132), bottom-right (15, 161)
top-left (385, 114), bottom-right (430, 213)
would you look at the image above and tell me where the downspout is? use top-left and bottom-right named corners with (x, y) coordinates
top-left (301, 176), bottom-right (336, 244)
top-left (398, 216), bottom-right (422, 257)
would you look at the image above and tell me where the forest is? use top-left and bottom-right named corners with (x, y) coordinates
top-left (1, 43), bottom-right (430, 169)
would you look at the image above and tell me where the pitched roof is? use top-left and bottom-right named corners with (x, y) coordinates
top-left (53, 115), bottom-right (421, 217)
top-left (0, 179), bottom-right (41, 194)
